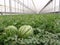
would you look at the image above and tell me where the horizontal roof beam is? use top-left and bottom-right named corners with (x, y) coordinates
top-left (14, 0), bottom-right (36, 13)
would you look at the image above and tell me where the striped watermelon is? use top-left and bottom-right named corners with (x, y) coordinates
top-left (18, 25), bottom-right (33, 38)
top-left (4, 26), bottom-right (17, 37)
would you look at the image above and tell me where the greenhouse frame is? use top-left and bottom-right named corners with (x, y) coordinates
top-left (0, 0), bottom-right (60, 15)
top-left (0, 0), bottom-right (60, 45)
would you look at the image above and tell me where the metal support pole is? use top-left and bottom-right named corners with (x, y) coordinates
top-left (19, 3), bottom-right (21, 13)
top-left (27, 0), bottom-right (29, 13)
top-left (19, 3), bottom-right (20, 13)
top-left (59, 0), bottom-right (60, 11)
top-left (20, 3), bottom-right (21, 13)
top-left (54, 0), bottom-right (56, 12)
top-left (31, 0), bottom-right (37, 12)
top-left (9, 0), bottom-right (12, 12)
top-left (18, 0), bottom-right (19, 12)
top-left (16, 0), bottom-right (17, 12)
top-left (15, 0), bottom-right (16, 12)
top-left (4, 0), bottom-right (6, 12)
top-left (23, 0), bottom-right (24, 13)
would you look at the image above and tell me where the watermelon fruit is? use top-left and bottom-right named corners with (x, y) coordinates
top-left (18, 25), bottom-right (33, 38)
top-left (4, 26), bottom-right (17, 37)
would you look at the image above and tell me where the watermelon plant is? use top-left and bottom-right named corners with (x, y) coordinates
top-left (0, 14), bottom-right (60, 45)
top-left (4, 25), bottom-right (18, 37)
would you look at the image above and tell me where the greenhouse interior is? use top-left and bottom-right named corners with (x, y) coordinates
top-left (0, 0), bottom-right (60, 45)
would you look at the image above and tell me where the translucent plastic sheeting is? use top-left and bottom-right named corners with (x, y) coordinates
top-left (40, 0), bottom-right (59, 13)
top-left (0, 0), bottom-right (59, 14)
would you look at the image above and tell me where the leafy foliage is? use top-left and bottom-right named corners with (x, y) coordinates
top-left (4, 26), bottom-right (18, 37)
top-left (0, 14), bottom-right (60, 45)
